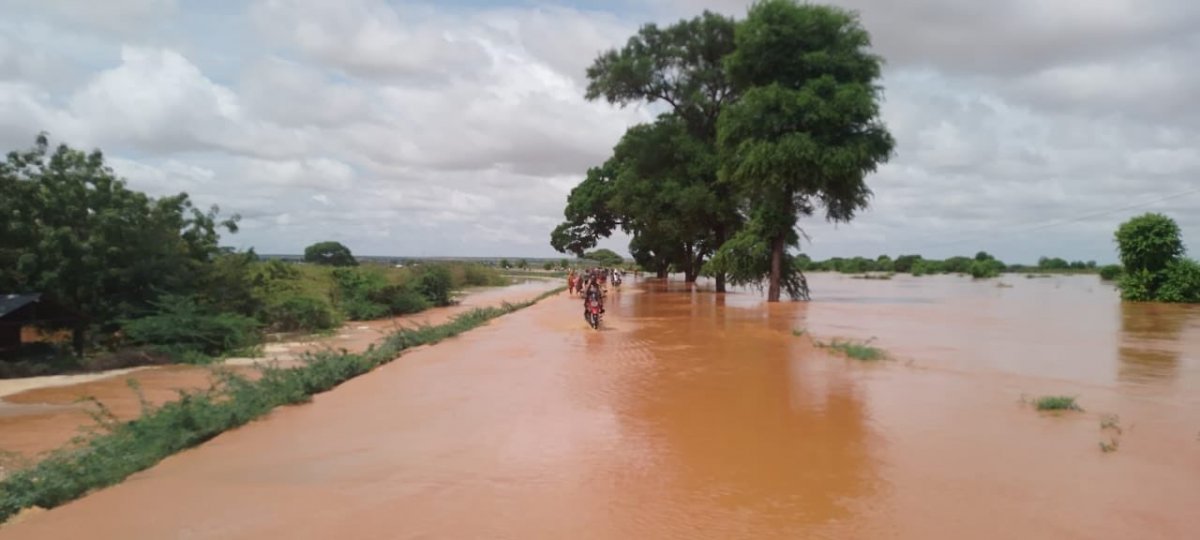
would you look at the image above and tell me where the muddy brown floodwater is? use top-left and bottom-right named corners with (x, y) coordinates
top-left (3, 274), bottom-right (1198, 538)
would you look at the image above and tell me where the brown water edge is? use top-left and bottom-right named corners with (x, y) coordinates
top-left (0, 280), bottom-right (561, 460)
top-left (3, 276), bottom-right (1199, 538)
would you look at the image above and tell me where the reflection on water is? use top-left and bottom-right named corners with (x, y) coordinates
top-left (1118, 301), bottom-right (1200, 385)
top-left (617, 285), bottom-right (877, 533)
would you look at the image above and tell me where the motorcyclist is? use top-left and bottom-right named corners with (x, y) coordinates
top-left (583, 276), bottom-right (604, 321)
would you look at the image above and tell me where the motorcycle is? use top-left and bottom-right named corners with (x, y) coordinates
top-left (585, 297), bottom-right (603, 329)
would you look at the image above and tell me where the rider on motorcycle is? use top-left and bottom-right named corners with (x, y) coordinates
top-left (584, 276), bottom-right (604, 320)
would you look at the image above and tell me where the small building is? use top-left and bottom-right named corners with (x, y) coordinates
top-left (1, 293), bottom-right (77, 354)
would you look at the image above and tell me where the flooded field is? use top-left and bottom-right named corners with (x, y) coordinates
top-left (3, 275), bottom-right (1198, 538)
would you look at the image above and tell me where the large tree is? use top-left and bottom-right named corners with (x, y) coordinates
top-left (554, 11), bottom-right (741, 290)
top-left (303, 241), bottom-right (357, 267)
top-left (0, 135), bottom-right (239, 353)
top-left (718, 1), bottom-right (895, 301)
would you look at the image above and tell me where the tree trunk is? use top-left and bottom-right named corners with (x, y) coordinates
top-left (713, 224), bottom-right (728, 293)
top-left (683, 243), bottom-right (697, 283)
top-left (768, 234), bottom-right (784, 302)
top-left (657, 267), bottom-right (668, 279)
top-left (72, 323), bottom-right (86, 358)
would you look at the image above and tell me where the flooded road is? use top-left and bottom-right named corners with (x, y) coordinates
top-left (0, 280), bottom-right (561, 459)
top-left (3, 275), bottom-right (1198, 538)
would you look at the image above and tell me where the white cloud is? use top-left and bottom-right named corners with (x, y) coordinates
top-left (0, 0), bottom-right (1197, 262)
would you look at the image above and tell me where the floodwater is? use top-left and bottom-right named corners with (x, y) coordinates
top-left (3, 274), bottom-right (1199, 538)
top-left (0, 280), bottom-right (560, 459)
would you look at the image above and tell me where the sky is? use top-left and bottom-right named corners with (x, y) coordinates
top-left (1, 0), bottom-right (1198, 264)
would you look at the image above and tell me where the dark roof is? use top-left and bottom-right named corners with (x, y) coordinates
top-left (0, 294), bottom-right (41, 318)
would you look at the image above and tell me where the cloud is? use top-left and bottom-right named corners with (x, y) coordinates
top-left (0, 0), bottom-right (1197, 263)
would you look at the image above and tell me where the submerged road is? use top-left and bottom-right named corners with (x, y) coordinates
top-left (3, 278), bottom-right (1198, 539)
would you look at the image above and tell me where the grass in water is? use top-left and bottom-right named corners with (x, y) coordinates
top-left (0, 287), bottom-right (565, 523)
top-left (1035, 395), bottom-right (1082, 411)
top-left (792, 328), bottom-right (806, 337)
top-left (1099, 439), bottom-right (1120, 453)
top-left (819, 338), bottom-right (886, 361)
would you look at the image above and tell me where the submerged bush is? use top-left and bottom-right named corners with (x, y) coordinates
top-left (1156, 258), bottom-right (1200, 303)
top-left (1034, 395), bottom-right (1081, 411)
top-left (1113, 213), bottom-right (1196, 303)
top-left (1098, 264), bottom-right (1123, 281)
top-left (969, 260), bottom-right (1003, 279)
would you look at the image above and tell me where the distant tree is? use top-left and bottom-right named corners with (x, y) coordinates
top-left (304, 241), bottom-right (356, 267)
top-left (1037, 256), bottom-right (1070, 270)
top-left (517, 259), bottom-right (529, 269)
top-left (717, 1), bottom-right (894, 301)
top-left (974, 251), bottom-right (993, 261)
top-left (893, 254), bottom-right (922, 273)
top-left (584, 249), bottom-right (624, 267)
top-left (542, 261), bottom-right (554, 271)
top-left (875, 255), bottom-right (894, 272)
top-left (559, 258), bottom-right (569, 270)
top-left (499, 258), bottom-right (511, 269)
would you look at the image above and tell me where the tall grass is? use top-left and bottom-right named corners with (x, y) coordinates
top-left (0, 287), bottom-right (564, 523)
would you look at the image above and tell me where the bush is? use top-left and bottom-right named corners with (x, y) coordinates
top-left (1115, 213), bottom-right (1183, 273)
top-left (370, 284), bottom-right (430, 315)
top-left (1098, 264), bottom-right (1123, 281)
top-left (1157, 258), bottom-right (1200, 303)
top-left (462, 264), bottom-right (504, 287)
top-left (122, 296), bottom-right (260, 360)
top-left (416, 266), bottom-right (454, 306)
top-left (1117, 268), bottom-right (1158, 302)
top-left (264, 294), bottom-right (340, 332)
top-left (969, 260), bottom-right (1002, 279)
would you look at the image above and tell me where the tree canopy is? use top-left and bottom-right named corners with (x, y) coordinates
top-left (551, 1), bottom-right (893, 299)
top-left (716, 0), bottom-right (894, 300)
top-left (304, 241), bottom-right (357, 267)
top-left (584, 249), bottom-right (624, 267)
top-left (554, 11), bottom-right (741, 288)
top-left (1114, 213), bottom-right (1198, 302)
top-left (0, 134), bottom-right (239, 352)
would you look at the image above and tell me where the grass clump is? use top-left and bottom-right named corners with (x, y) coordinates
top-left (0, 287), bottom-right (565, 524)
top-left (1034, 395), bottom-right (1082, 411)
top-left (819, 338), bottom-right (886, 361)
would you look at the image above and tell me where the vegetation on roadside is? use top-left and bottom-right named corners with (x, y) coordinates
top-left (0, 135), bottom-right (509, 376)
top-left (818, 338), bottom-right (886, 361)
top-left (1034, 395), bottom-right (1082, 411)
top-left (1114, 213), bottom-right (1200, 303)
top-left (795, 251), bottom-right (1107, 279)
top-left (0, 287), bottom-right (565, 523)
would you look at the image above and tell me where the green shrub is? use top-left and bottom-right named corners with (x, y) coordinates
top-left (122, 296), bottom-right (260, 359)
top-left (1098, 264), bottom-right (1123, 281)
top-left (969, 260), bottom-right (1002, 279)
top-left (1157, 258), bottom-right (1200, 303)
top-left (370, 284), bottom-right (430, 315)
top-left (264, 294), bottom-right (340, 332)
top-left (1117, 268), bottom-right (1159, 302)
top-left (416, 265), bottom-right (454, 306)
top-left (1035, 395), bottom-right (1081, 411)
